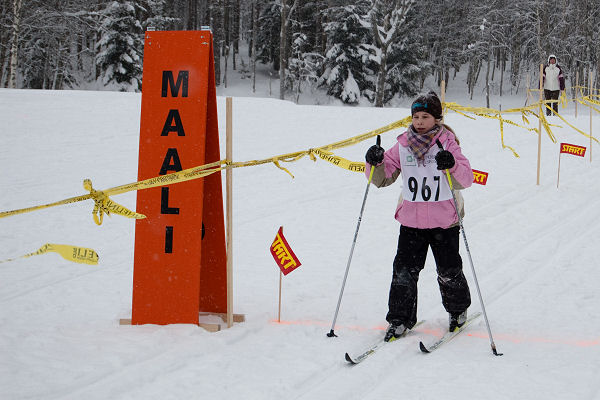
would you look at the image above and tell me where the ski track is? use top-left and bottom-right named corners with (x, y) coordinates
top-left (284, 173), bottom-right (600, 398)
top-left (470, 187), bottom-right (599, 307)
top-left (2, 90), bottom-right (599, 399)
top-left (0, 267), bottom-right (103, 304)
top-left (293, 334), bottom-right (422, 400)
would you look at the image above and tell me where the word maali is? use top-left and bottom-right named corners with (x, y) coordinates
top-left (131, 30), bottom-right (227, 326)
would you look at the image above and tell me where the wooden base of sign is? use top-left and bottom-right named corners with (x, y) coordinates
top-left (199, 323), bottom-right (221, 333)
top-left (198, 312), bottom-right (246, 323)
top-left (119, 312), bottom-right (244, 332)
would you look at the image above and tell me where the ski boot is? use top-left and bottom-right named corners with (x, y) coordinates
top-left (384, 323), bottom-right (407, 342)
top-left (449, 310), bottom-right (467, 332)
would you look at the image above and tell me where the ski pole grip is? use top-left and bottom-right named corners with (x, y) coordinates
top-left (435, 139), bottom-right (454, 190)
top-left (366, 135), bottom-right (381, 184)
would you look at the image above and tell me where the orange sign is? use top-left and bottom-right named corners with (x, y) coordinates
top-left (131, 30), bottom-right (227, 325)
top-left (472, 169), bottom-right (489, 185)
top-left (560, 143), bottom-right (586, 157)
top-left (270, 227), bottom-right (301, 276)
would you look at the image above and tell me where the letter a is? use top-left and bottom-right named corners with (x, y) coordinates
top-left (159, 148), bottom-right (183, 175)
top-left (161, 109), bottom-right (185, 136)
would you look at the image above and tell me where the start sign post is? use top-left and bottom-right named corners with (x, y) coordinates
top-left (131, 30), bottom-right (227, 326)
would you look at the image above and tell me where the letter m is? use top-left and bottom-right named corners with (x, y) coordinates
top-left (162, 71), bottom-right (189, 97)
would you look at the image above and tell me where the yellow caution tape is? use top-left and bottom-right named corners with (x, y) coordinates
top-left (0, 97), bottom-right (598, 225)
top-left (0, 243), bottom-right (99, 265)
top-left (560, 90), bottom-right (568, 107)
top-left (0, 116), bottom-right (411, 223)
top-left (579, 95), bottom-right (600, 114)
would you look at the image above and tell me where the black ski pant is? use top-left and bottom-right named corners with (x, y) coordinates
top-left (386, 225), bottom-right (471, 328)
top-left (544, 89), bottom-right (560, 115)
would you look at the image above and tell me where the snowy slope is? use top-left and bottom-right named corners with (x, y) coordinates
top-left (1, 88), bottom-right (600, 400)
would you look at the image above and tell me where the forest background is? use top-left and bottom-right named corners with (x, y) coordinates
top-left (1, 0), bottom-right (599, 107)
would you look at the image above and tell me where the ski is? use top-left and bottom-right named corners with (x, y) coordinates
top-left (345, 320), bottom-right (424, 365)
top-left (419, 312), bottom-right (482, 353)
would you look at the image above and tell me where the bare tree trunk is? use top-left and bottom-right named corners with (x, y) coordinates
top-left (232, 0), bottom-right (239, 70)
top-left (500, 56), bottom-right (505, 97)
top-left (1, 46), bottom-right (10, 87)
top-left (8, 0), bottom-right (23, 88)
top-left (369, 0), bottom-right (412, 107)
top-left (223, 0), bottom-right (230, 55)
top-left (52, 52), bottom-right (60, 90)
top-left (252, 0), bottom-right (257, 93)
top-left (279, 0), bottom-right (288, 100)
top-left (223, 0), bottom-right (230, 87)
top-left (209, 1), bottom-right (221, 85)
top-left (375, 47), bottom-right (388, 107)
top-left (491, 48), bottom-right (496, 81)
top-left (279, 0), bottom-right (298, 100)
top-left (587, 64), bottom-right (591, 95)
top-left (486, 48), bottom-right (491, 108)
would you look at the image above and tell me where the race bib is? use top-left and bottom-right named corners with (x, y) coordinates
top-left (399, 144), bottom-right (452, 202)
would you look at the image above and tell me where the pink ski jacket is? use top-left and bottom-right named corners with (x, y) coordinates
top-left (365, 125), bottom-right (473, 229)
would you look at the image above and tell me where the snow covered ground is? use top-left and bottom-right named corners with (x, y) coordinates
top-left (1, 84), bottom-right (600, 400)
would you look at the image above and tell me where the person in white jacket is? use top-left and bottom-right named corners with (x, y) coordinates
top-left (543, 54), bottom-right (566, 116)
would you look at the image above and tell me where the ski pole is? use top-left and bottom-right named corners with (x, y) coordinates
top-left (436, 140), bottom-right (503, 356)
top-left (327, 136), bottom-right (380, 338)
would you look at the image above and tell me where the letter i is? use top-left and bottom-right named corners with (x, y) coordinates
top-left (165, 226), bottom-right (174, 253)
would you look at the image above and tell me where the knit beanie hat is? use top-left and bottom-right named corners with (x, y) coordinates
top-left (411, 91), bottom-right (443, 119)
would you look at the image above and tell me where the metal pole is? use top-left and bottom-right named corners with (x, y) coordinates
top-left (327, 136), bottom-right (379, 338)
top-left (436, 140), bottom-right (503, 356)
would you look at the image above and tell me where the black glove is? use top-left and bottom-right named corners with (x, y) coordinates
top-left (365, 145), bottom-right (385, 165)
top-left (435, 150), bottom-right (455, 170)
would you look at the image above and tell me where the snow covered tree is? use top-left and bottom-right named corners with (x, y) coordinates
top-left (320, 2), bottom-right (372, 104)
top-left (279, 0), bottom-right (299, 100)
top-left (365, 0), bottom-right (414, 106)
top-left (288, 32), bottom-right (324, 102)
top-left (7, 0), bottom-right (23, 88)
top-left (383, 34), bottom-right (428, 101)
top-left (1, 0), bottom-right (598, 98)
top-left (138, 0), bottom-right (176, 31)
top-left (95, 0), bottom-right (143, 91)
top-left (255, 1), bottom-right (280, 69)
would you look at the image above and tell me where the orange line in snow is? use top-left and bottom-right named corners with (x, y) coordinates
top-left (464, 331), bottom-right (600, 347)
top-left (270, 319), bottom-right (387, 331)
top-left (270, 320), bottom-right (600, 347)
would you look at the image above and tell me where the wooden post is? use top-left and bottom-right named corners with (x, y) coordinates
top-left (590, 72), bottom-right (594, 163)
top-left (226, 97), bottom-right (234, 328)
top-left (537, 64), bottom-right (543, 185)
top-left (556, 152), bottom-right (562, 188)
top-left (575, 71), bottom-right (579, 118)
top-left (440, 80), bottom-right (446, 123)
top-left (278, 271), bottom-right (282, 322)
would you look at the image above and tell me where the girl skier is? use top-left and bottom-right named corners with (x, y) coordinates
top-left (364, 91), bottom-right (473, 342)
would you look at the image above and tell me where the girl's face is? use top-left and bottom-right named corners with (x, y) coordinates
top-left (412, 111), bottom-right (437, 134)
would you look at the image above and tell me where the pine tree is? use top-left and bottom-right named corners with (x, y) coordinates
top-left (255, 1), bottom-right (280, 70)
top-left (138, 0), bottom-right (176, 31)
top-left (95, 0), bottom-right (143, 91)
top-left (320, 2), bottom-right (372, 104)
top-left (288, 32), bottom-right (324, 102)
top-left (384, 34), bottom-right (427, 101)
top-left (365, 0), bottom-right (414, 106)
